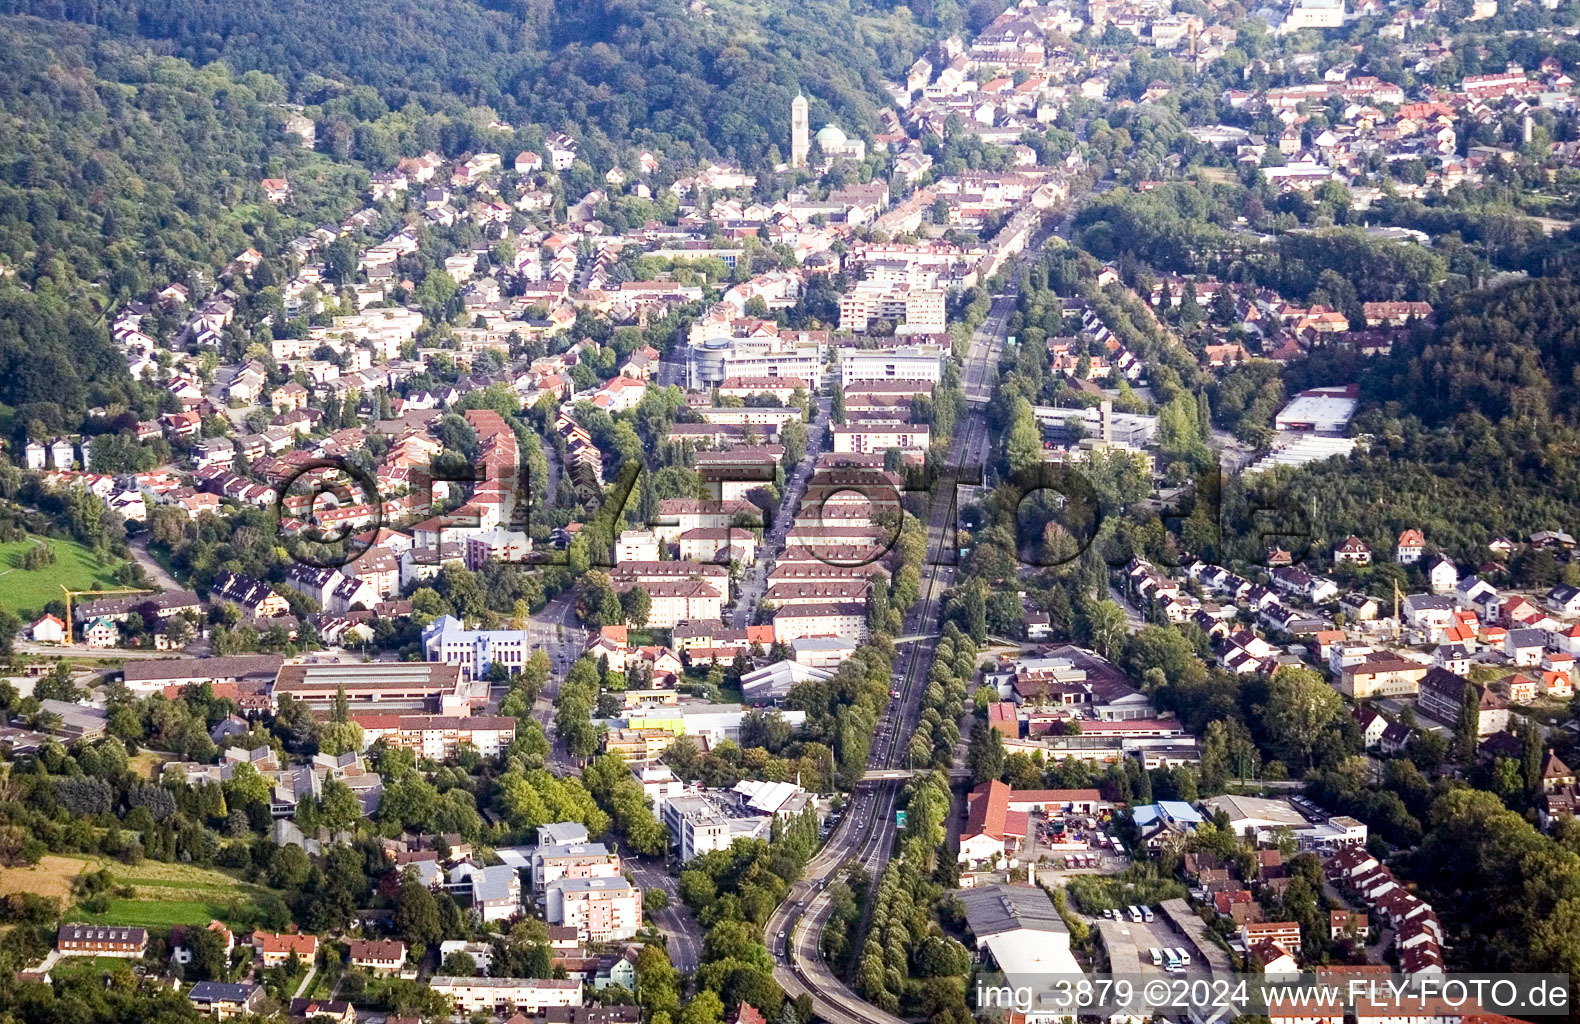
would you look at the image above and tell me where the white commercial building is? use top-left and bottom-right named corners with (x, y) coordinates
top-left (421, 615), bottom-right (534, 678)
top-left (1273, 384), bottom-right (1358, 435)
top-left (838, 344), bottom-right (946, 384)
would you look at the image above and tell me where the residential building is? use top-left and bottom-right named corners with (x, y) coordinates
top-left (1332, 536), bottom-right (1371, 565)
top-left (772, 602), bottom-right (870, 643)
top-left (348, 939), bottom-right (407, 973)
top-left (532, 843), bottom-right (623, 894)
top-left (429, 977), bottom-right (583, 1015)
top-left (1417, 668), bottom-right (1510, 735)
top-left (471, 864), bottom-right (524, 923)
top-left (601, 728), bottom-right (677, 762)
top-left (353, 714), bottom-right (517, 759)
top-left (1396, 530), bottom-right (1425, 565)
top-left (252, 931), bottom-right (319, 968)
top-left (546, 877), bottom-right (643, 942)
top-left (57, 924), bottom-right (147, 958)
top-left (837, 344), bottom-right (946, 384)
top-left (188, 982), bottom-right (263, 1019)
top-left (1338, 654), bottom-right (1430, 699)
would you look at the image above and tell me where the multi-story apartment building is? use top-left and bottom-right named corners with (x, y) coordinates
top-left (429, 977), bottom-right (583, 1015)
top-left (352, 714), bottom-right (518, 759)
top-left (772, 602), bottom-right (871, 643)
top-left (57, 924), bottom-right (147, 958)
top-left (531, 842), bottom-right (623, 894)
top-left (602, 728), bottom-right (679, 762)
top-left (546, 877), bottom-right (643, 942)
top-left (837, 283), bottom-right (946, 334)
top-left (1337, 654), bottom-right (1431, 699)
top-left (830, 423), bottom-right (931, 457)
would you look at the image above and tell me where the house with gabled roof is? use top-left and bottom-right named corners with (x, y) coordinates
top-left (1332, 535), bottom-right (1371, 565)
top-left (1396, 529), bottom-right (1425, 564)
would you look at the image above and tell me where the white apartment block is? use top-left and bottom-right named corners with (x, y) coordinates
top-left (678, 528), bottom-right (757, 564)
top-left (428, 978), bottom-right (582, 1015)
top-left (838, 284), bottom-right (946, 334)
top-left (352, 714), bottom-right (517, 759)
top-left (546, 877), bottom-right (643, 942)
top-left (831, 423), bottom-right (931, 455)
top-left (532, 842), bottom-right (623, 893)
top-left (773, 601), bottom-right (871, 643)
top-left (616, 529), bottom-right (660, 563)
top-left (621, 581), bottom-right (724, 628)
top-left (694, 406), bottom-right (804, 429)
top-left (838, 344), bottom-right (946, 384)
top-left (653, 499), bottom-right (761, 543)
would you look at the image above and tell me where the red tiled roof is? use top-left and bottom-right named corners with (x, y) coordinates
top-left (964, 779), bottom-right (1009, 841)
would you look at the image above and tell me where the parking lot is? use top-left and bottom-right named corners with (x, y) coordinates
top-left (1094, 909), bottom-right (1211, 977)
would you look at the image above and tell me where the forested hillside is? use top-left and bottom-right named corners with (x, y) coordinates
top-left (0, 0), bottom-right (933, 169)
top-left (1224, 270), bottom-right (1580, 570)
top-left (1369, 270), bottom-right (1580, 425)
top-left (0, 20), bottom-right (377, 431)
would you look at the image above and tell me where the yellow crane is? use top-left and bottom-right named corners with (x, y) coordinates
top-left (60, 586), bottom-right (152, 645)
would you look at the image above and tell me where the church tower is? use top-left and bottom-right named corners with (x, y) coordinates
top-left (791, 93), bottom-right (809, 169)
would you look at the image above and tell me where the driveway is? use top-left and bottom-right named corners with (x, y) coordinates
top-left (129, 535), bottom-right (183, 592)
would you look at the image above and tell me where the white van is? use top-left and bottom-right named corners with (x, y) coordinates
top-left (1141, 906), bottom-right (1155, 923)
top-left (1150, 948), bottom-right (1163, 966)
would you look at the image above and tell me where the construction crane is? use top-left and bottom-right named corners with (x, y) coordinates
top-left (59, 586), bottom-right (152, 645)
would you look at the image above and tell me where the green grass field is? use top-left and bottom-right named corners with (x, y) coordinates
top-left (0, 535), bottom-right (124, 619)
top-left (68, 897), bottom-right (246, 928)
top-left (49, 956), bottom-right (140, 981)
top-left (56, 857), bottom-right (273, 931)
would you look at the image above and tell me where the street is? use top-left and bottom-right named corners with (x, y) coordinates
top-left (729, 394), bottom-right (832, 628)
top-left (624, 857), bottom-right (702, 972)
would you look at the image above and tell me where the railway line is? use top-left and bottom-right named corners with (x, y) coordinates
top-left (763, 206), bottom-right (1075, 1024)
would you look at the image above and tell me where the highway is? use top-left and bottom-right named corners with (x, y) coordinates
top-left (762, 201), bottom-right (1077, 1024)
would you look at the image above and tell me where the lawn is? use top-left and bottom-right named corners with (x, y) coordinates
top-left (0, 535), bottom-right (124, 620)
top-left (52, 857), bottom-right (273, 931)
top-left (127, 751), bottom-right (172, 781)
top-left (68, 897), bottom-right (248, 928)
top-left (49, 956), bottom-right (140, 981)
